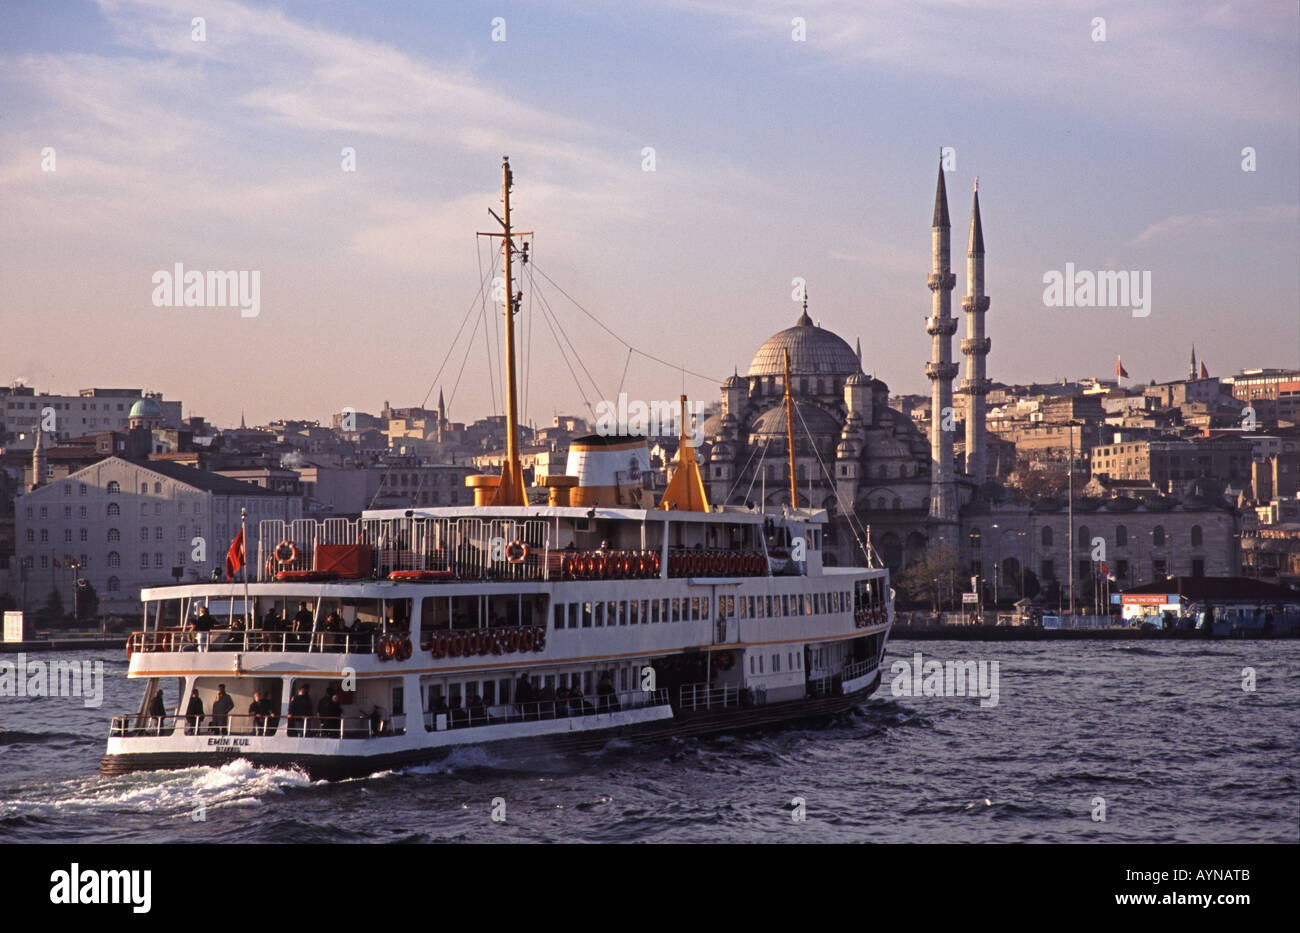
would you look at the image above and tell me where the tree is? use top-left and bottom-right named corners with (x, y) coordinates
top-left (37, 587), bottom-right (67, 628)
top-left (76, 580), bottom-right (100, 624)
top-left (1008, 459), bottom-right (1069, 501)
top-left (899, 545), bottom-right (966, 610)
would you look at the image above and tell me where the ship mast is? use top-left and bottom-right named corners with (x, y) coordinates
top-left (783, 347), bottom-right (797, 509)
top-left (488, 157), bottom-right (527, 506)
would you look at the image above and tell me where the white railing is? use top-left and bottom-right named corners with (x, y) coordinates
top-left (109, 712), bottom-right (406, 739)
top-left (423, 688), bottom-right (669, 730)
top-left (678, 683), bottom-right (739, 712)
top-left (255, 516), bottom-right (551, 582)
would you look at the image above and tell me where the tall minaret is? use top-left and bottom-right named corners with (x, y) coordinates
top-left (925, 158), bottom-right (959, 523)
top-left (31, 427), bottom-right (46, 491)
top-left (960, 179), bottom-right (991, 484)
top-left (1188, 345), bottom-right (1197, 381)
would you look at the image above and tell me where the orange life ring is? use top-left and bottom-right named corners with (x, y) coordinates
top-left (533, 627), bottom-right (546, 651)
top-left (467, 632), bottom-right (482, 654)
top-left (478, 633), bottom-right (491, 656)
top-left (433, 633), bottom-right (448, 658)
top-left (397, 638), bottom-right (413, 661)
top-left (592, 554), bottom-right (608, 577)
top-left (563, 554), bottom-right (579, 577)
top-left (648, 551), bottom-right (661, 576)
top-left (450, 634), bottom-right (465, 657)
top-left (505, 540), bottom-right (528, 564)
top-left (504, 629), bottom-right (519, 652)
top-left (274, 540), bottom-right (299, 565)
top-left (521, 628), bottom-right (535, 652)
top-left (378, 635), bottom-right (396, 661)
top-left (490, 631), bottom-right (503, 655)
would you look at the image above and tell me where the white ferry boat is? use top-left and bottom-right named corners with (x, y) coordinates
top-left (101, 160), bottom-right (893, 780)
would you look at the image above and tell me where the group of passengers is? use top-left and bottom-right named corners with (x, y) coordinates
top-left (430, 672), bottom-right (622, 727)
top-left (183, 602), bottom-right (408, 653)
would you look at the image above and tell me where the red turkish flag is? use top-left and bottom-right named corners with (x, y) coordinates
top-left (1200, 361), bottom-right (1209, 379)
top-left (224, 528), bottom-right (245, 580)
top-left (1116, 356), bottom-right (1129, 379)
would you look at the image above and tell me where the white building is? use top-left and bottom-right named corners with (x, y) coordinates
top-left (15, 457), bottom-right (300, 617)
top-left (2, 388), bottom-right (182, 450)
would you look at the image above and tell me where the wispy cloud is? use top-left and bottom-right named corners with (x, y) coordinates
top-left (1131, 203), bottom-right (1300, 245)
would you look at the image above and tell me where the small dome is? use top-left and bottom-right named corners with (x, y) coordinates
top-left (129, 397), bottom-right (164, 420)
top-left (751, 401), bottom-right (842, 438)
top-left (722, 373), bottom-right (745, 389)
top-left (845, 372), bottom-right (869, 386)
top-left (748, 312), bottom-right (861, 378)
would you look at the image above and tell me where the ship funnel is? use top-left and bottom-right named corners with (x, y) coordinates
top-left (564, 434), bottom-right (653, 508)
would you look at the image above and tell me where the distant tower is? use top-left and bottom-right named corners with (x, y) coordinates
top-left (1188, 345), bottom-right (1197, 381)
top-left (31, 427), bottom-right (46, 490)
top-left (925, 158), bottom-right (959, 523)
top-left (959, 179), bottom-right (991, 484)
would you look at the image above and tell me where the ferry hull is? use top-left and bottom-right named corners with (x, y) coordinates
top-left (99, 672), bottom-right (881, 781)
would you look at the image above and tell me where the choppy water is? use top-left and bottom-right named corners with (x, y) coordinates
top-left (1, 640), bottom-right (1296, 843)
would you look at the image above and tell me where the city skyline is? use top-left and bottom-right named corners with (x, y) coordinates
top-left (2, 0), bottom-right (1297, 429)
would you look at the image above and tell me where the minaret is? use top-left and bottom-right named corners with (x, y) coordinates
top-left (925, 159), bottom-right (959, 523)
top-left (1188, 345), bottom-right (1197, 381)
top-left (31, 427), bottom-right (46, 490)
top-left (960, 178), bottom-right (991, 484)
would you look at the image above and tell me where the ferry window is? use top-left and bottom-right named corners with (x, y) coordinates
top-left (630, 601), bottom-right (640, 625)
top-left (544, 675), bottom-right (555, 693)
top-left (670, 598), bottom-right (679, 621)
top-left (609, 601), bottom-right (618, 626)
top-left (660, 598), bottom-right (668, 621)
top-left (620, 668), bottom-right (628, 691)
top-left (725, 595), bottom-right (734, 616)
top-left (619, 601), bottom-right (628, 625)
top-left (759, 655), bottom-right (764, 673)
top-left (554, 603), bottom-right (565, 630)
top-left (483, 681), bottom-right (495, 705)
top-left (568, 603), bottom-right (578, 629)
top-left (448, 682), bottom-right (462, 708)
top-left (651, 600), bottom-right (660, 623)
top-left (773, 654), bottom-right (781, 672)
top-left (426, 684), bottom-right (442, 710)
top-left (702, 597), bottom-right (710, 619)
top-left (594, 602), bottom-right (604, 627)
top-left (788, 652), bottom-right (795, 669)
top-left (738, 598), bottom-right (747, 619)
top-left (689, 597), bottom-right (698, 620)
top-left (804, 595), bottom-right (813, 615)
top-left (750, 656), bottom-right (755, 674)
top-left (422, 597), bottom-right (450, 632)
top-left (582, 602), bottom-right (593, 627)
top-left (498, 679), bottom-right (511, 704)
top-left (584, 671), bottom-right (594, 694)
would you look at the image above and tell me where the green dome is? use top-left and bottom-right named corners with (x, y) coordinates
top-left (129, 397), bottom-right (164, 420)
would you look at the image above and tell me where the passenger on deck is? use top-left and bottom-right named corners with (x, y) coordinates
top-left (288, 684), bottom-right (313, 736)
top-left (147, 688), bottom-right (167, 732)
top-left (449, 697), bottom-right (468, 729)
top-left (210, 684), bottom-right (234, 734)
top-left (467, 692), bottom-right (487, 726)
top-left (249, 691), bottom-right (273, 735)
top-left (596, 672), bottom-right (620, 712)
top-left (514, 676), bottom-right (534, 719)
top-left (184, 689), bottom-right (204, 734)
top-left (292, 602), bottom-right (314, 649)
top-left (191, 607), bottom-right (215, 652)
top-left (536, 683), bottom-right (555, 719)
top-left (555, 686), bottom-right (570, 718)
top-left (569, 686), bottom-right (594, 716)
top-left (317, 691), bottom-right (344, 737)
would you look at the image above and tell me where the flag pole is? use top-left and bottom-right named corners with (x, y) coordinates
top-left (241, 507), bottom-right (249, 628)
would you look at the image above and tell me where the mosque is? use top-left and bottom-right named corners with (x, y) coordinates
top-left (699, 162), bottom-right (1239, 600)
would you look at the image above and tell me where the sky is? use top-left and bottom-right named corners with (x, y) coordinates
top-left (1, 0), bottom-right (1297, 430)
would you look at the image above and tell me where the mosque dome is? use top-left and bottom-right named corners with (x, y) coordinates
top-left (128, 398), bottom-right (164, 420)
top-left (750, 401), bottom-right (843, 439)
top-left (747, 309), bottom-right (861, 378)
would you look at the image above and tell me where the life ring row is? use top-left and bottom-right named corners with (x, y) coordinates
top-left (668, 550), bottom-right (767, 577)
top-left (429, 626), bottom-right (547, 659)
top-left (854, 608), bottom-right (888, 628)
top-left (377, 634), bottom-right (413, 662)
top-left (557, 550), bottom-right (661, 580)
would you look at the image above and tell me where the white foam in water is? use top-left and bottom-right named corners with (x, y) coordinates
top-left (0, 758), bottom-right (314, 820)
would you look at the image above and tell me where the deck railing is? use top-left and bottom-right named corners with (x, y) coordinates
top-left (423, 688), bottom-right (669, 730)
top-left (255, 516), bottom-right (551, 583)
top-left (127, 628), bottom-right (381, 655)
top-left (108, 711), bottom-right (405, 739)
top-left (678, 682), bottom-right (740, 712)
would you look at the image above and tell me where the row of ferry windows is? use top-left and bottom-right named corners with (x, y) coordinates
top-left (551, 591), bottom-right (853, 629)
top-left (751, 652), bottom-right (802, 675)
top-left (424, 666), bottom-right (639, 709)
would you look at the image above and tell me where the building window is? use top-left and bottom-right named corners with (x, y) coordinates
top-left (140, 483), bottom-right (148, 494)
top-left (107, 528), bottom-right (120, 542)
top-left (140, 527), bottom-right (148, 541)
top-left (1041, 526), bottom-right (1053, 547)
top-left (1116, 525), bottom-right (1127, 547)
top-left (140, 553), bottom-right (149, 568)
top-left (154, 482), bottom-right (162, 493)
top-left (1153, 558), bottom-right (1167, 579)
top-left (155, 527), bottom-right (163, 540)
top-left (1191, 558), bottom-right (1204, 577)
top-left (107, 576), bottom-right (120, 592)
top-left (1153, 525), bottom-right (1165, 547)
top-left (108, 551), bottom-right (120, 567)
top-left (1190, 525), bottom-right (1203, 547)
top-left (106, 481), bottom-right (120, 495)
top-left (105, 503), bottom-right (120, 517)
top-left (25, 529), bottom-right (33, 543)
top-left (39, 506), bottom-right (48, 519)
top-left (40, 556), bottom-right (48, 569)
top-left (1077, 525), bottom-right (1090, 548)
top-left (39, 529), bottom-right (48, 543)
top-left (1115, 559), bottom-right (1128, 579)
top-left (80, 484), bottom-right (86, 495)
top-left (63, 529), bottom-right (72, 543)
top-left (79, 528), bottom-right (87, 542)
top-left (63, 483), bottom-right (71, 496)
